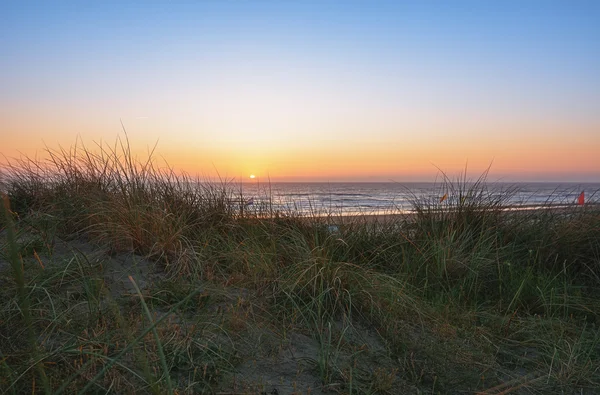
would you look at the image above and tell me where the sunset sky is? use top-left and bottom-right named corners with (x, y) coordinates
top-left (2, 1), bottom-right (599, 182)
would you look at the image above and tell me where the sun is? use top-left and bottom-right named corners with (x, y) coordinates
top-left (249, 174), bottom-right (256, 179)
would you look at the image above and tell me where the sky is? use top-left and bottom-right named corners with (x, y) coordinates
top-left (1, 1), bottom-right (599, 182)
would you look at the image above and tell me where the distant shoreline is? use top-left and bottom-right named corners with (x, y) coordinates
top-left (300, 202), bottom-right (600, 226)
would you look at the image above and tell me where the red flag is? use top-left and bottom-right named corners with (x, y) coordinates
top-left (578, 191), bottom-right (585, 205)
top-left (440, 193), bottom-right (448, 203)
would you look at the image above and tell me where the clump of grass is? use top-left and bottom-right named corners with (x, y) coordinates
top-left (409, 167), bottom-right (514, 238)
top-left (4, 136), bottom-right (240, 269)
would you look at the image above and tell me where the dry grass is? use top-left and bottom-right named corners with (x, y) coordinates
top-left (1, 138), bottom-right (599, 394)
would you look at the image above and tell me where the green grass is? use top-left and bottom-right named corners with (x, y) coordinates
top-left (1, 138), bottom-right (599, 394)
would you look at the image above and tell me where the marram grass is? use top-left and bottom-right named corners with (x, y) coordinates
top-left (1, 139), bottom-right (599, 394)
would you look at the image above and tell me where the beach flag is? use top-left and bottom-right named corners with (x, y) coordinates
top-left (578, 191), bottom-right (585, 205)
top-left (440, 193), bottom-right (448, 203)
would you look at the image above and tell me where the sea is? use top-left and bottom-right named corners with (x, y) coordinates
top-left (234, 182), bottom-right (600, 216)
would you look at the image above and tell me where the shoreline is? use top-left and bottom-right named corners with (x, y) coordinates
top-left (299, 202), bottom-right (600, 226)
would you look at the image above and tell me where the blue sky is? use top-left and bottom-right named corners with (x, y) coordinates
top-left (2, 1), bottom-right (599, 181)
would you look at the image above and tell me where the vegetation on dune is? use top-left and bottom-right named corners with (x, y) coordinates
top-left (1, 138), bottom-right (599, 394)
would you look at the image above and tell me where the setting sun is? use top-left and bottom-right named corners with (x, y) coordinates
top-left (249, 174), bottom-right (256, 179)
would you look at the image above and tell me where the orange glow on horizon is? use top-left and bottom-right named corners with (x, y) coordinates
top-left (2, 133), bottom-right (599, 183)
top-left (1, 116), bottom-right (598, 182)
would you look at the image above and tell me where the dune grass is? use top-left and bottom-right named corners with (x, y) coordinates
top-left (1, 138), bottom-right (599, 394)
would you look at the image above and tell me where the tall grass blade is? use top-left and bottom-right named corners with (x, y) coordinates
top-left (129, 275), bottom-right (173, 394)
top-left (1, 194), bottom-right (51, 394)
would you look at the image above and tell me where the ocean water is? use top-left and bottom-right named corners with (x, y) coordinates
top-left (234, 182), bottom-right (600, 216)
